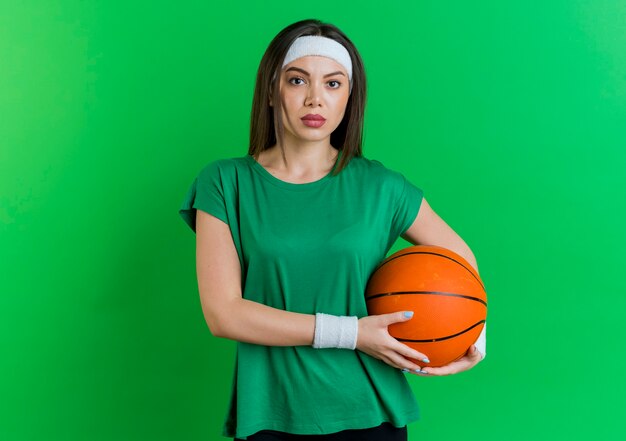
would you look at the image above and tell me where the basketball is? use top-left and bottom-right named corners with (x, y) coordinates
top-left (365, 245), bottom-right (487, 367)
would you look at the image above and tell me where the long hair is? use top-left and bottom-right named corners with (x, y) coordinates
top-left (248, 19), bottom-right (367, 175)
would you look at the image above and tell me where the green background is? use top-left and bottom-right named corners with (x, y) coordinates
top-left (1, 0), bottom-right (624, 440)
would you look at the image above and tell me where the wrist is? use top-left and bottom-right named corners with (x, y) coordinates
top-left (312, 313), bottom-right (358, 349)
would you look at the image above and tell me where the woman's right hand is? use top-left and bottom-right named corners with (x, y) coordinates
top-left (356, 311), bottom-right (430, 375)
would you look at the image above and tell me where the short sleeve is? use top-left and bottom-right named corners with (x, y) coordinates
top-left (178, 161), bottom-right (229, 233)
top-left (392, 174), bottom-right (424, 237)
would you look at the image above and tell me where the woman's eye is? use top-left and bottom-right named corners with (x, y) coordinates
top-left (287, 77), bottom-right (341, 88)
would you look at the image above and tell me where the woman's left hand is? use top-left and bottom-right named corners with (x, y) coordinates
top-left (416, 345), bottom-right (483, 376)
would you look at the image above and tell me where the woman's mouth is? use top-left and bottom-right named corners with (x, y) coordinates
top-left (301, 114), bottom-right (326, 128)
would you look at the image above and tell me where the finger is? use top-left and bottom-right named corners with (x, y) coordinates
top-left (398, 363), bottom-right (428, 375)
top-left (422, 359), bottom-right (470, 376)
top-left (421, 365), bottom-right (455, 376)
top-left (388, 352), bottom-right (425, 374)
top-left (397, 343), bottom-right (430, 365)
top-left (381, 354), bottom-right (403, 370)
top-left (385, 353), bottom-right (422, 372)
top-left (386, 310), bottom-right (414, 326)
top-left (468, 345), bottom-right (479, 357)
top-left (400, 368), bottom-right (429, 375)
top-left (389, 344), bottom-right (429, 373)
top-left (379, 351), bottom-right (410, 370)
top-left (469, 345), bottom-right (483, 361)
top-left (462, 346), bottom-right (482, 364)
top-left (422, 360), bottom-right (463, 376)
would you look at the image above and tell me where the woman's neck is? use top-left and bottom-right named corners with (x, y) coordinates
top-left (256, 142), bottom-right (339, 183)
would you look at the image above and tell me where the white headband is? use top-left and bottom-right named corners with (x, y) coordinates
top-left (282, 35), bottom-right (353, 84)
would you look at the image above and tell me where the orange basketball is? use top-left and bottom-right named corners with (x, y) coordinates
top-left (365, 245), bottom-right (487, 367)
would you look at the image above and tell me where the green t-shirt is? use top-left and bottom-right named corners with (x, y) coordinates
top-left (179, 151), bottom-right (424, 440)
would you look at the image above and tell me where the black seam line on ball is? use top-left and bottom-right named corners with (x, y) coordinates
top-left (397, 320), bottom-right (486, 343)
top-left (376, 251), bottom-right (485, 291)
top-left (366, 290), bottom-right (487, 307)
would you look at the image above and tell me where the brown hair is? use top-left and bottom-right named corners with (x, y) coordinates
top-left (248, 19), bottom-right (367, 175)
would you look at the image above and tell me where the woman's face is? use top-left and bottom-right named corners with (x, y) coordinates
top-left (277, 55), bottom-right (351, 146)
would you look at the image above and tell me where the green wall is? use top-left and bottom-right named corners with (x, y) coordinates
top-left (1, 1), bottom-right (624, 440)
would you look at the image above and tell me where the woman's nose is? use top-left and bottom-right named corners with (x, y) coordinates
top-left (305, 84), bottom-right (322, 106)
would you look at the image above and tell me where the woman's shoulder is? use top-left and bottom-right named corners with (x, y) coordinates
top-left (348, 154), bottom-right (405, 180)
top-left (195, 154), bottom-right (250, 178)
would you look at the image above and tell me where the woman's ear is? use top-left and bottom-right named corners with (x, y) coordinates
top-left (269, 74), bottom-right (278, 106)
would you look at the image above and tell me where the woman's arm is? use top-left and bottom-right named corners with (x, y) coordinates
top-left (401, 197), bottom-right (478, 272)
top-left (195, 209), bottom-right (316, 346)
top-left (195, 209), bottom-right (433, 373)
top-left (400, 197), bottom-right (486, 375)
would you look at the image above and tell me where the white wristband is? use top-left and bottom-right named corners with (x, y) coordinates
top-left (312, 313), bottom-right (358, 349)
top-left (474, 322), bottom-right (487, 360)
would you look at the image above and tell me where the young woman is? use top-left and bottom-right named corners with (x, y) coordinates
top-left (180, 18), bottom-right (486, 441)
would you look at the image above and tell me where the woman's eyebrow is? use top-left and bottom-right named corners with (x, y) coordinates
top-left (285, 66), bottom-right (346, 78)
